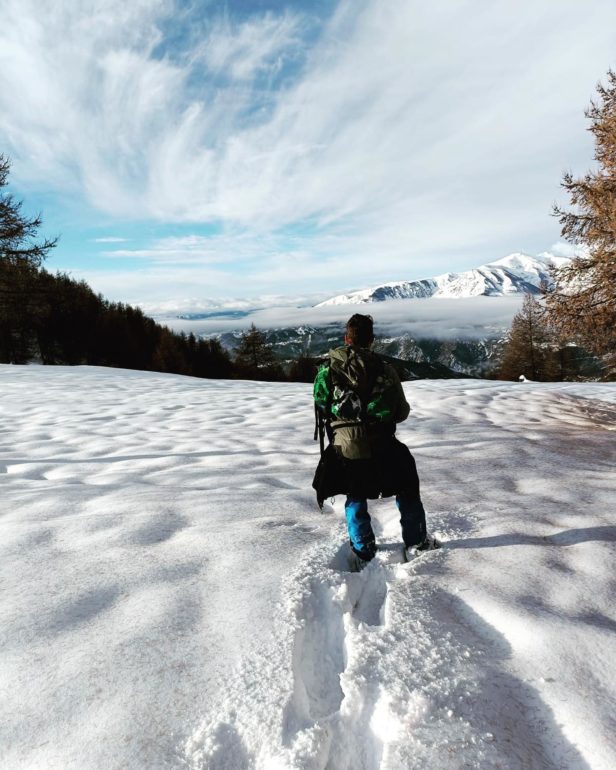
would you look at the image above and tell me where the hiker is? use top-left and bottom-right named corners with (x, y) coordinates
top-left (312, 313), bottom-right (440, 566)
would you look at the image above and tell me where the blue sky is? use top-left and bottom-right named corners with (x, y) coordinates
top-left (1, 0), bottom-right (615, 314)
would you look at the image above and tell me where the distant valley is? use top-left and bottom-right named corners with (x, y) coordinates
top-left (168, 252), bottom-right (570, 378)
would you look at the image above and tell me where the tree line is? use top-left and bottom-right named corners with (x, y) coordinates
top-left (0, 252), bottom-right (230, 379)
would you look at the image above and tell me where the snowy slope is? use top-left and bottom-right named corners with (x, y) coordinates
top-left (1, 365), bottom-right (615, 770)
top-left (316, 252), bottom-right (571, 305)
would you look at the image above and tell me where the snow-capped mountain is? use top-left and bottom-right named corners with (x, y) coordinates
top-left (316, 252), bottom-right (571, 306)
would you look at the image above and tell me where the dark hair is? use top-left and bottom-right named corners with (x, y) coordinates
top-left (346, 314), bottom-right (374, 347)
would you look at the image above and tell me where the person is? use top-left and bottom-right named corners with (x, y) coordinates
top-left (312, 313), bottom-right (440, 567)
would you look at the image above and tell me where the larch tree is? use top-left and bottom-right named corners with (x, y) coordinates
top-left (234, 323), bottom-right (285, 380)
top-left (545, 71), bottom-right (616, 377)
top-left (499, 294), bottom-right (554, 381)
top-left (234, 324), bottom-right (277, 369)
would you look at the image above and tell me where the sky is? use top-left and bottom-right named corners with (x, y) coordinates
top-left (1, 0), bottom-right (615, 315)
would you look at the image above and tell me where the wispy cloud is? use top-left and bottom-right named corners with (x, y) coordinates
top-left (1, 0), bottom-right (615, 303)
top-left (93, 236), bottom-right (129, 243)
top-left (92, 225), bottom-right (498, 301)
top-left (196, 12), bottom-right (304, 82)
top-left (101, 232), bottom-right (266, 265)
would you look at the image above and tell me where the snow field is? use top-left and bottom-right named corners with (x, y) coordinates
top-left (1, 366), bottom-right (615, 769)
top-left (188, 380), bottom-right (615, 770)
top-left (1, 366), bottom-right (329, 768)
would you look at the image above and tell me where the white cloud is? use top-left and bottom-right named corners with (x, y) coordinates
top-left (63, 237), bottom-right (568, 316)
top-left (548, 241), bottom-right (589, 258)
top-left (0, 0), bottom-right (184, 210)
top-left (93, 236), bottom-right (129, 243)
top-left (136, 292), bottom-right (326, 318)
top-left (71, 264), bottom-right (238, 308)
top-left (161, 295), bottom-right (524, 341)
top-left (197, 12), bottom-right (303, 82)
top-left (101, 232), bottom-right (268, 265)
top-left (2, 0), bottom-right (615, 301)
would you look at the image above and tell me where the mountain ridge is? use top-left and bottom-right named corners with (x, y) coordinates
top-left (316, 252), bottom-right (571, 306)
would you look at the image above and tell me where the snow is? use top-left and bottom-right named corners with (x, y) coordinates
top-left (487, 251), bottom-right (571, 276)
top-left (316, 251), bottom-right (571, 305)
top-left (1, 365), bottom-right (615, 769)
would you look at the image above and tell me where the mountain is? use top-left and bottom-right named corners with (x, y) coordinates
top-left (217, 323), bottom-right (505, 378)
top-left (177, 252), bottom-right (580, 378)
top-left (316, 252), bottom-right (571, 306)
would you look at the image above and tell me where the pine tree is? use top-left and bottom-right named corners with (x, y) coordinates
top-left (234, 324), bottom-right (276, 369)
top-left (545, 71), bottom-right (616, 377)
top-left (192, 338), bottom-right (233, 379)
top-left (152, 328), bottom-right (189, 374)
top-left (233, 324), bottom-right (286, 380)
top-left (0, 154), bottom-right (57, 268)
top-left (499, 294), bottom-right (554, 381)
top-left (0, 154), bottom-right (57, 362)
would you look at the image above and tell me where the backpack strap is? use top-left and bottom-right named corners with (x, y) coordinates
top-left (313, 363), bottom-right (334, 454)
top-left (362, 356), bottom-right (384, 423)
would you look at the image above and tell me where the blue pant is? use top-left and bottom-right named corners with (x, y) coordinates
top-left (345, 493), bottom-right (427, 558)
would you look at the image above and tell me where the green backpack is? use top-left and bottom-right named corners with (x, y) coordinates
top-left (314, 346), bottom-right (398, 424)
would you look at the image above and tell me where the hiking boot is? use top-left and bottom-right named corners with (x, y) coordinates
top-left (348, 550), bottom-right (374, 573)
top-left (406, 534), bottom-right (441, 558)
top-left (348, 541), bottom-right (377, 572)
top-left (351, 540), bottom-right (377, 560)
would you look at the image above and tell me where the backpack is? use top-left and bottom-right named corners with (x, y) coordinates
top-left (313, 347), bottom-right (399, 457)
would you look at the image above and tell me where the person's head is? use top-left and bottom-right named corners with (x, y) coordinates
top-left (344, 313), bottom-right (374, 348)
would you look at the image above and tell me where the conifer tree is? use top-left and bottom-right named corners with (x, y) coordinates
top-left (499, 294), bottom-right (554, 381)
top-left (234, 323), bottom-right (285, 380)
top-left (0, 154), bottom-right (57, 361)
top-left (152, 328), bottom-right (188, 374)
top-left (288, 353), bottom-right (319, 382)
top-left (0, 154), bottom-right (57, 268)
top-left (545, 71), bottom-right (616, 376)
top-left (234, 324), bottom-right (276, 369)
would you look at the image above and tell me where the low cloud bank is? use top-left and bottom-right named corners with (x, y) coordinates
top-left (161, 295), bottom-right (523, 341)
